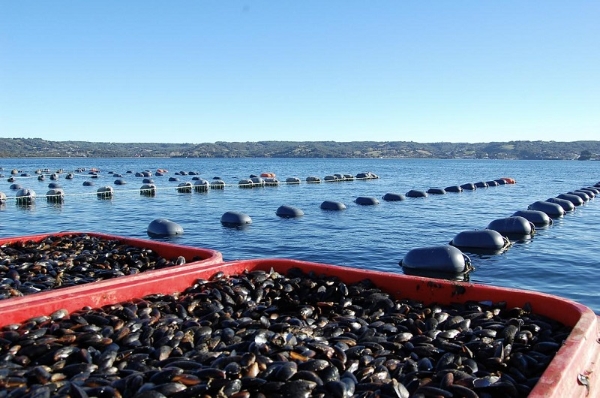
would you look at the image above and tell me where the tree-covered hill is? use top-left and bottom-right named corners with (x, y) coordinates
top-left (1, 138), bottom-right (599, 160)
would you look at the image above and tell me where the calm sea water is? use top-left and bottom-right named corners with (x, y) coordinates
top-left (1, 158), bottom-right (599, 313)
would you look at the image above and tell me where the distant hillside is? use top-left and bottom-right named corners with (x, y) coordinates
top-left (1, 138), bottom-right (599, 160)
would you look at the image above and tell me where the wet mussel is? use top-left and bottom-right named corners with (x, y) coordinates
top-left (0, 234), bottom-right (191, 300)
top-left (0, 267), bottom-right (570, 397)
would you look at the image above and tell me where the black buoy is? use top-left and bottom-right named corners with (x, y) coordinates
top-left (528, 201), bottom-right (565, 218)
top-left (177, 182), bottom-right (192, 193)
top-left (512, 210), bottom-right (552, 227)
top-left (114, 179), bottom-right (126, 185)
top-left (406, 190), bottom-right (428, 198)
top-left (239, 179), bottom-right (254, 188)
top-left (320, 200), bottom-right (346, 210)
top-left (487, 216), bottom-right (535, 237)
top-left (460, 183), bottom-right (476, 190)
top-left (221, 211), bottom-right (252, 227)
top-left (276, 205), bottom-right (304, 218)
top-left (210, 180), bottom-right (225, 189)
top-left (286, 177), bottom-right (301, 184)
top-left (48, 182), bottom-right (61, 189)
top-left (38, 175), bottom-right (45, 181)
top-left (65, 173), bottom-right (74, 180)
top-left (10, 183), bottom-right (22, 190)
top-left (568, 191), bottom-right (590, 202)
top-left (494, 178), bottom-right (507, 185)
top-left (46, 188), bottom-right (65, 203)
top-left (355, 197), bottom-right (379, 205)
top-left (169, 177), bottom-right (179, 182)
top-left (383, 193), bottom-right (405, 201)
top-left (264, 178), bottom-right (279, 186)
top-left (135, 172), bottom-right (144, 177)
top-left (573, 189), bottom-right (596, 200)
top-left (142, 178), bottom-right (154, 184)
top-left (400, 245), bottom-right (472, 276)
top-left (445, 186), bottom-right (463, 193)
top-left (97, 186), bottom-right (113, 199)
top-left (16, 188), bottom-right (36, 206)
top-left (582, 187), bottom-right (600, 195)
top-left (143, 171), bottom-right (152, 177)
top-left (427, 188), bottom-right (446, 195)
top-left (545, 197), bottom-right (575, 212)
top-left (556, 193), bottom-right (584, 206)
top-left (140, 184), bottom-right (156, 196)
top-left (576, 189), bottom-right (595, 198)
top-left (306, 176), bottom-right (321, 183)
top-left (7, 177), bottom-right (15, 183)
top-left (475, 181), bottom-right (488, 188)
top-left (194, 179), bottom-right (210, 192)
top-left (450, 230), bottom-right (511, 254)
top-left (147, 218), bottom-right (184, 237)
top-left (486, 180), bottom-right (499, 187)
top-left (83, 181), bottom-right (94, 186)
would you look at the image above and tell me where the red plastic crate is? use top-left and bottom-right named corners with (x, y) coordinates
top-left (0, 231), bottom-right (222, 300)
top-left (0, 257), bottom-right (598, 397)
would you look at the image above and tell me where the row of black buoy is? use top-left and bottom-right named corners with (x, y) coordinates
top-left (399, 180), bottom-right (600, 280)
top-left (0, 169), bottom-right (386, 204)
top-left (142, 177), bottom-right (521, 236)
top-left (0, 174), bottom-right (514, 208)
top-left (5, 170), bottom-right (380, 184)
top-left (4, 171), bottom-right (382, 195)
top-left (404, 177), bottom-right (516, 198)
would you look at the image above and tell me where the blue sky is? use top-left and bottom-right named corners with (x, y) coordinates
top-left (1, 1), bottom-right (598, 143)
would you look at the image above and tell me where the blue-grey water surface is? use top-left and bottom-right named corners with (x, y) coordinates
top-left (1, 158), bottom-right (599, 313)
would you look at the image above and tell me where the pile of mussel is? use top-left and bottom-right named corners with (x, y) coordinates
top-left (0, 235), bottom-right (190, 300)
top-left (0, 267), bottom-right (570, 397)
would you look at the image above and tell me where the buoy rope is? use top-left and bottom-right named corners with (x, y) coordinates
top-left (0, 178), bottom-right (378, 201)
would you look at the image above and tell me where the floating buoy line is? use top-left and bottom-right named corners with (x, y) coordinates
top-left (400, 180), bottom-right (600, 281)
top-left (2, 165), bottom-right (599, 284)
top-left (0, 168), bottom-right (518, 207)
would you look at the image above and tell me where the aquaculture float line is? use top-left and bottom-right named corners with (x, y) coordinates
top-left (1, 175), bottom-right (519, 206)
